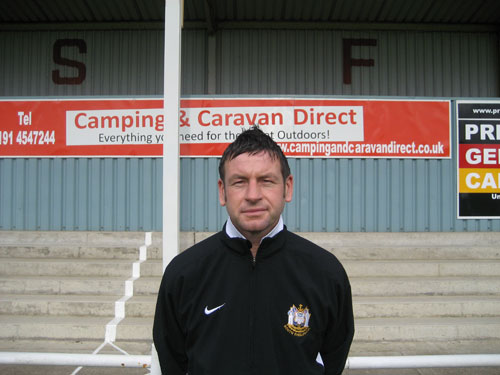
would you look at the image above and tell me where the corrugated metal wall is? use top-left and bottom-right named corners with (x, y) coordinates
top-left (0, 158), bottom-right (162, 231)
top-left (216, 29), bottom-right (499, 96)
top-left (1, 27), bottom-right (499, 232)
top-left (0, 29), bottom-right (206, 96)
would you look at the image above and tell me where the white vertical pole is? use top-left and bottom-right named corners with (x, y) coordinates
top-left (163, 0), bottom-right (182, 271)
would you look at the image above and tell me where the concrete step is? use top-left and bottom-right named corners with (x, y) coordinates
top-left (119, 242), bottom-right (500, 262)
top-left (331, 246), bottom-right (500, 261)
top-left (0, 276), bottom-right (127, 295)
top-left (350, 338), bottom-right (500, 356)
top-left (0, 258), bottom-right (137, 277)
top-left (0, 231), bottom-right (150, 246)
top-left (0, 315), bottom-right (153, 346)
top-left (299, 232), bottom-right (500, 248)
top-left (4, 294), bottom-right (499, 321)
top-left (107, 260), bottom-right (500, 283)
top-left (2, 242), bottom-right (498, 263)
top-left (121, 295), bottom-right (500, 320)
top-left (344, 260), bottom-right (500, 277)
top-left (354, 296), bottom-right (500, 318)
top-left (351, 276), bottom-right (500, 296)
top-left (3, 257), bottom-right (499, 279)
top-left (0, 294), bottom-right (118, 317)
top-left (0, 245), bottom-right (149, 260)
top-left (0, 315), bottom-right (110, 341)
top-left (3, 230), bottom-right (499, 256)
top-left (110, 316), bottom-right (500, 343)
top-left (2, 314), bottom-right (500, 357)
top-left (125, 296), bottom-right (156, 318)
top-left (355, 317), bottom-right (500, 342)
top-left (0, 338), bottom-right (153, 357)
top-left (133, 276), bottom-right (500, 298)
top-left (115, 317), bottom-right (154, 342)
top-left (132, 277), bottom-right (162, 296)
top-left (138, 260), bottom-right (162, 277)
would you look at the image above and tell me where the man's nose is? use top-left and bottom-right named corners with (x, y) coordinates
top-left (246, 180), bottom-right (262, 201)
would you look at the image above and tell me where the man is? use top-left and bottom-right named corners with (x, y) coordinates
top-left (153, 126), bottom-right (354, 374)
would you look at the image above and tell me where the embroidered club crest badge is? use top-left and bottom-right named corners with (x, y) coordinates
top-left (284, 304), bottom-right (311, 336)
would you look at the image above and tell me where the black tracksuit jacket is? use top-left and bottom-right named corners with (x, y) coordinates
top-left (153, 226), bottom-right (354, 375)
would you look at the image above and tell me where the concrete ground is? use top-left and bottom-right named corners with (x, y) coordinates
top-left (1, 365), bottom-right (499, 374)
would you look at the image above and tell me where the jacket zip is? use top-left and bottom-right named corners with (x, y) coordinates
top-left (249, 253), bottom-right (257, 371)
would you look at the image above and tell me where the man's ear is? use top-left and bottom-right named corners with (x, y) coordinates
top-left (218, 179), bottom-right (227, 206)
top-left (284, 175), bottom-right (294, 203)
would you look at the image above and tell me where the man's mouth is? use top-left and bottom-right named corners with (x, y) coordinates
top-left (242, 208), bottom-right (266, 215)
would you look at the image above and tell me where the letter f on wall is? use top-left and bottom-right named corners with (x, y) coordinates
top-left (343, 38), bottom-right (377, 84)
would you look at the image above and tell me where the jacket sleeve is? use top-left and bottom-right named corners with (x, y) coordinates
top-left (320, 269), bottom-right (355, 375)
top-left (153, 266), bottom-right (188, 375)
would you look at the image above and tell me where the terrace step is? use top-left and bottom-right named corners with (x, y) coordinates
top-left (0, 275), bottom-right (128, 295)
top-left (0, 294), bottom-right (119, 317)
top-left (354, 317), bottom-right (500, 342)
top-left (120, 295), bottom-right (500, 319)
top-left (0, 315), bottom-right (110, 341)
top-left (0, 258), bottom-right (136, 277)
top-left (351, 276), bottom-right (500, 296)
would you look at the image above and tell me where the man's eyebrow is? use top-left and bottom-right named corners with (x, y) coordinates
top-left (227, 172), bottom-right (279, 181)
top-left (227, 174), bottom-right (248, 181)
top-left (259, 173), bottom-right (280, 179)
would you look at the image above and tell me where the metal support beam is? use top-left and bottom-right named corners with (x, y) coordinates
top-left (162, 0), bottom-right (182, 271)
top-left (203, 0), bottom-right (216, 35)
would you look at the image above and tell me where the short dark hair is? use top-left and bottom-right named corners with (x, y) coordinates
top-left (218, 126), bottom-right (290, 183)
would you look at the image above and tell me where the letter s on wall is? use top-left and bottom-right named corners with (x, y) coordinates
top-left (52, 39), bottom-right (87, 85)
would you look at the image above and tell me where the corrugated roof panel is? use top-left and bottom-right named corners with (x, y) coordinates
top-left (1, 0), bottom-right (499, 24)
top-left (6, 0), bottom-right (45, 22)
top-left (84, 0), bottom-right (123, 21)
top-left (355, 0), bottom-right (386, 23)
top-left (375, 0), bottom-right (408, 22)
top-left (438, 1), bottom-right (475, 23)
top-left (420, 0), bottom-right (491, 24)
top-left (406, 0), bottom-right (435, 23)
top-left (470, 0), bottom-right (500, 24)
top-left (183, 0), bottom-right (202, 21)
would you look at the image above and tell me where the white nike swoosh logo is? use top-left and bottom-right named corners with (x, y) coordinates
top-left (204, 303), bottom-right (225, 315)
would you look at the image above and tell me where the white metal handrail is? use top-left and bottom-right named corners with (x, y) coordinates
top-left (0, 352), bottom-right (150, 368)
top-left (346, 354), bottom-right (500, 369)
top-left (1, 352), bottom-right (500, 372)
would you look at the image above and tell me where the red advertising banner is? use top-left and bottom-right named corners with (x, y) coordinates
top-left (0, 98), bottom-right (450, 158)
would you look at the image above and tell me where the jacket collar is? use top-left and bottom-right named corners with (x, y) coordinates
top-left (221, 221), bottom-right (287, 260)
top-left (225, 216), bottom-right (284, 241)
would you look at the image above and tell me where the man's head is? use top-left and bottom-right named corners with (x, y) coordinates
top-left (218, 126), bottom-right (293, 245)
top-left (218, 126), bottom-right (290, 184)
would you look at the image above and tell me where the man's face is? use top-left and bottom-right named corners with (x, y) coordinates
top-left (218, 151), bottom-right (293, 241)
